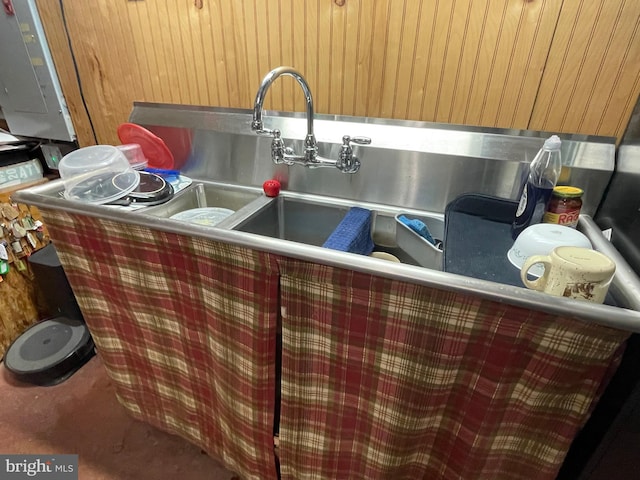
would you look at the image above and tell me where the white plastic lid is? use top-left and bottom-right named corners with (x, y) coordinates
top-left (170, 207), bottom-right (235, 226)
top-left (543, 135), bottom-right (562, 151)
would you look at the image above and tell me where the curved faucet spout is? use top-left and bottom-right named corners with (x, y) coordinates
top-left (251, 66), bottom-right (368, 173)
top-left (251, 66), bottom-right (315, 141)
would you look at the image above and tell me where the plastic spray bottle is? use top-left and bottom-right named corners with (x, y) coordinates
top-left (511, 135), bottom-right (563, 239)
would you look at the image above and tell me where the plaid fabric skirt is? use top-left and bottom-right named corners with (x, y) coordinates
top-left (43, 209), bottom-right (628, 480)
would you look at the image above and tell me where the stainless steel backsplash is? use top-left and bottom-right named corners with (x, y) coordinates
top-left (129, 102), bottom-right (615, 216)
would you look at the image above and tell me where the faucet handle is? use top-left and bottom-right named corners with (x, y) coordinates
top-left (343, 135), bottom-right (372, 146)
top-left (338, 135), bottom-right (371, 173)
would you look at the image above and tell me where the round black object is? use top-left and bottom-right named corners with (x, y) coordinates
top-left (4, 317), bottom-right (95, 386)
top-left (112, 171), bottom-right (174, 205)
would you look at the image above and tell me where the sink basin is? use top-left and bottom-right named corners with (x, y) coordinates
top-left (142, 181), bottom-right (263, 219)
top-left (234, 195), bottom-right (351, 246)
top-left (140, 183), bottom-right (444, 269)
top-left (233, 193), bottom-right (444, 268)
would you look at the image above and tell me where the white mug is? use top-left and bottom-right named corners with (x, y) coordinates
top-left (521, 246), bottom-right (615, 303)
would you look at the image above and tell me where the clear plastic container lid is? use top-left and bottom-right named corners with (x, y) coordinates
top-left (169, 207), bottom-right (235, 226)
top-left (59, 145), bottom-right (140, 204)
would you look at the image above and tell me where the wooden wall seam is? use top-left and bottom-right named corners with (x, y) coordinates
top-left (35, 0), bottom-right (96, 146)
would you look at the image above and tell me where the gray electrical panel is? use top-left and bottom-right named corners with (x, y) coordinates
top-left (0, 0), bottom-right (76, 141)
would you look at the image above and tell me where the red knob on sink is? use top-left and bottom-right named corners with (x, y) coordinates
top-left (263, 179), bottom-right (281, 197)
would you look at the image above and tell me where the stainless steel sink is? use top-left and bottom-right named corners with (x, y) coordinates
top-left (141, 180), bottom-right (263, 219)
top-left (234, 195), bottom-right (351, 246)
top-left (232, 192), bottom-right (444, 267)
top-left (13, 176), bottom-right (640, 330)
top-left (10, 101), bottom-right (640, 331)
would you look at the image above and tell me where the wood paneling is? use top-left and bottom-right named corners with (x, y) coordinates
top-left (531, 0), bottom-right (640, 140)
top-left (36, 0), bottom-right (640, 146)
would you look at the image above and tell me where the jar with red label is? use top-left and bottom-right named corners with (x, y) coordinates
top-left (543, 186), bottom-right (583, 228)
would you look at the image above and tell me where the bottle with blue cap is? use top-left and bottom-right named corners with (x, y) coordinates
top-left (511, 135), bottom-right (563, 239)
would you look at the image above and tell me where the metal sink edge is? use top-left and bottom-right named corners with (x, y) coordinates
top-left (12, 180), bottom-right (640, 333)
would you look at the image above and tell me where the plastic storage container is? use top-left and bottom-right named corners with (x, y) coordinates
top-left (59, 145), bottom-right (140, 204)
top-left (116, 143), bottom-right (148, 170)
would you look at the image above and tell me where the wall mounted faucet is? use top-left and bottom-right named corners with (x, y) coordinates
top-left (251, 66), bottom-right (370, 174)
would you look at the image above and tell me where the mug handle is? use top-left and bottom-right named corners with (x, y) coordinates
top-left (521, 254), bottom-right (552, 290)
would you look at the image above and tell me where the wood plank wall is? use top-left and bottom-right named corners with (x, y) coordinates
top-left (36, 0), bottom-right (640, 147)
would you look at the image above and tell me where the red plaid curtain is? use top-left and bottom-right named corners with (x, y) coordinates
top-left (277, 259), bottom-right (628, 479)
top-left (42, 209), bottom-right (279, 480)
top-left (41, 209), bottom-right (629, 479)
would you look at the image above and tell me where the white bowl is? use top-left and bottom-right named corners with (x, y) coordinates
top-left (508, 224), bottom-right (592, 277)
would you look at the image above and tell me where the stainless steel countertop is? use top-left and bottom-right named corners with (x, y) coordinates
top-left (14, 177), bottom-right (640, 334)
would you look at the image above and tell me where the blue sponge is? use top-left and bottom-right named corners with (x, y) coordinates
top-left (398, 215), bottom-right (436, 245)
top-left (322, 207), bottom-right (374, 255)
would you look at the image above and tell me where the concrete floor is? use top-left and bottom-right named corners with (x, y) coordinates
top-left (0, 355), bottom-right (238, 480)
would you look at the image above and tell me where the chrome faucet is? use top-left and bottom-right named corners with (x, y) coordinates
top-left (251, 66), bottom-right (370, 173)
